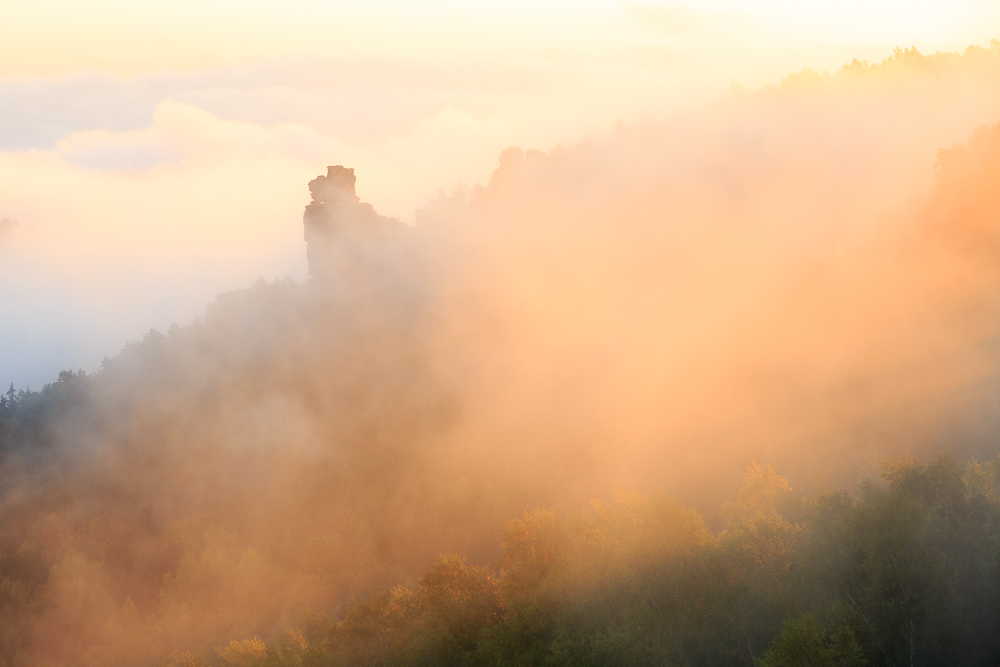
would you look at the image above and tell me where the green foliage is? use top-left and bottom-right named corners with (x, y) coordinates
top-left (476, 493), bottom-right (726, 666)
top-left (325, 555), bottom-right (501, 667)
top-left (794, 455), bottom-right (1000, 666)
top-left (312, 457), bottom-right (1000, 667)
top-left (756, 615), bottom-right (866, 667)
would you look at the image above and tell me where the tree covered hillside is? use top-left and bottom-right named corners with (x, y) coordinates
top-left (171, 456), bottom-right (1000, 667)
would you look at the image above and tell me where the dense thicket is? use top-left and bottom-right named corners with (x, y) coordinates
top-left (168, 456), bottom-right (1000, 667)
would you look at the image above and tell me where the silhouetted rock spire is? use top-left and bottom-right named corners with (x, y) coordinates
top-left (303, 166), bottom-right (400, 278)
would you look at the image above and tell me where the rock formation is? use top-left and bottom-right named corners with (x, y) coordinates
top-left (303, 166), bottom-right (400, 279)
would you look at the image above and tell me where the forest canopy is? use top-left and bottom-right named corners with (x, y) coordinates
top-left (165, 455), bottom-right (1000, 667)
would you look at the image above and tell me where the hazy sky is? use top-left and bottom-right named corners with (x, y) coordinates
top-left (1, 0), bottom-right (998, 389)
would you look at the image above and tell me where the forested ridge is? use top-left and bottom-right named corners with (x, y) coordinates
top-left (2, 45), bottom-right (1000, 667)
top-left (6, 364), bottom-right (999, 667)
top-left (169, 456), bottom-right (1000, 667)
top-left (5, 360), bottom-right (1000, 667)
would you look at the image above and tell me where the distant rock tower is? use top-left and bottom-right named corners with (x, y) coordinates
top-left (303, 166), bottom-right (400, 279)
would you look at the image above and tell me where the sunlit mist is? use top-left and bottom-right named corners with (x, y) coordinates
top-left (1, 3), bottom-right (1000, 667)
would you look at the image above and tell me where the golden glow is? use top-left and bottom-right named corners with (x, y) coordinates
top-left (0, 0), bottom-right (997, 74)
top-left (1, 4), bottom-right (1000, 665)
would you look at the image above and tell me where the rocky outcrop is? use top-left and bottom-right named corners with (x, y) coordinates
top-left (303, 166), bottom-right (400, 279)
